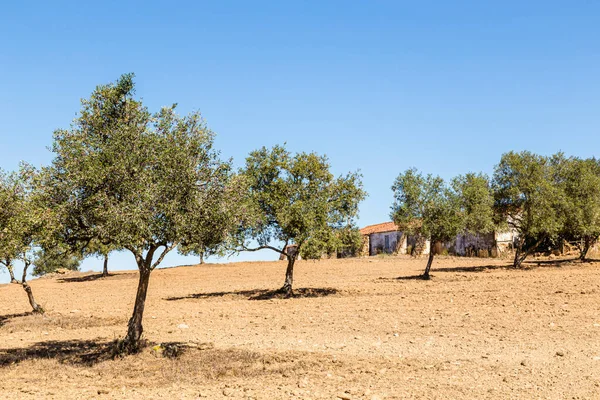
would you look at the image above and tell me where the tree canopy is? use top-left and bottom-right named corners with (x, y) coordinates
top-left (45, 73), bottom-right (243, 352)
top-left (555, 156), bottom-right (600, 260)
top-left (391, 168), bottom-right (463, 278)
top-left (493, 151), bottom-right (564, 268)
top-left (0, 164), bottom-right (51, 312)
top-left (237, 144), bottom-right (366, 295)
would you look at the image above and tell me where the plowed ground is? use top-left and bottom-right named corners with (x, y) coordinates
top-left (1, 255), bottom-right (599, 399)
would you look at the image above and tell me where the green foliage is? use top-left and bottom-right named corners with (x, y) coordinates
top-left (299, 225), bottom-right (363, 259)
top-left (238, 144), bottom-right (366, 258)
top-left (452, 172), bottom-right (495, 235)
top-left (44, 73), bottom-right (245, 348)
top-left (493, 151), bottom-right (564, 266)
top-left (45, 73), bottom-right (241, 271)
top-left (554, 156), bottom-right (600, 259)
top-left (0, 164), bottom-right (53, 276)
top-left (32, 245), bottom-right (83, 276)
top-left (390, 168), bottom-right (462, 243)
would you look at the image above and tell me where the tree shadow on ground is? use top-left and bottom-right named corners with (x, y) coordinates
top-left (0, 339), bottom-right (114, 367)
top-left (165, 287), bottom-right (339, 302)
top-left (422, 258), bottom-right (578, 274)
top-left (58, 272), bottom-right (136, 283)
top-left (582, 258), bottom-right (600, 263)
top-left (432, 264), bottom-right (512, 273)
top-left (386, 275), bottom-right (432, 281)
top-left (525, 258), bottom-right (579, 266)
top-left (0, 312), bottom-right (32, 328)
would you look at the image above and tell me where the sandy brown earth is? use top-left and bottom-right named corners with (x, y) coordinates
top-left (1, 255), bottom-right (600, 399)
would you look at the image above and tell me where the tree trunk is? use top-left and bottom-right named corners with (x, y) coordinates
top-left (580, 237), bottom-right (592, 261)
top-left (280, 256), bottom-right (295, 297)
top-left (19, 261), bottom-right (43, 313)
top-left (199, 252), bottom-right (204, 265)
top-left (422, 251), bottom-right (434, 279)
top-left (513, 245), bottom-right (523, 268)
top-left (6, 263), bottom-right (18, 283)
top-left (102, 255), bottom-right (109, 277)
top-left (22, 282), bottom-right (44, 314)
top-left (513, 236), bottom-right (543, 268)
top-left (122, 266), bottom-right (152, 353)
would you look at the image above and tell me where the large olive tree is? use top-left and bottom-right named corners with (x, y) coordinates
top-left (45, 74), bottom-right (241, 352)
top-left (237, 145), bottom-right (366, 296)
top-left (493, 151), bottom-right (563, 268)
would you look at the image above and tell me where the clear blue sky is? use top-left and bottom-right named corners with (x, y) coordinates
top-left (1, 1), bottom-right (598, 281)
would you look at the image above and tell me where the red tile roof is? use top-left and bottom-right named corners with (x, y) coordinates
top-left (360, 221), bottom-right (399, 235)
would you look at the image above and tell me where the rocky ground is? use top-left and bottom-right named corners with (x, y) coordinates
top-left (1, 255), bottom-right (599, 399)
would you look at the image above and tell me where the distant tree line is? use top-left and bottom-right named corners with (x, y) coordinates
top-left (391, 152), bottom-right (600, 277)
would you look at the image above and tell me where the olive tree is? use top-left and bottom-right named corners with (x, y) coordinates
top-left (556, 156), bottom-right (600, 260)
top-left (451, 172), bottom-right (496, 251)
top-left (0, 164), bottom-right (48, 313)
top-left (237, 145), bottom-right (366, 296)
top-left (0, 169), bottom-right (21, 284)
top-left (45, 74), bottom-right (241, 352)
top-left (493, 151), bottom-right (563, 268)
top-left (80, 240), bottom-right (121, 277)
top-left (391, 168), bottom-right (462, 279)
top-left (32, 244), bottom-right (83, 276)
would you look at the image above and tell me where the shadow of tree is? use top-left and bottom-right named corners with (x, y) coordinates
top-left (58, 272), bottom-right (136, 283)
top-left (433, 264), bottom-right (511, 273)
top-left (525, 258), bottom-right (578, 266)
top-left (166, 287), bottom-right (339, 301)
top-left (393, 274), bottom-right (432, 280)
top-left (0, 312), bottom-right (32, 328)
top-left (0, 340), bottom-right (113, 367)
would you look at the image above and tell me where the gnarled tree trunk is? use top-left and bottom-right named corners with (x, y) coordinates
top-left (102, 254), bottom-right (109, 277)
top-left (422, 250), bottom-right (434, 279)
top-left (281, 256), bottom-right (296, 297)
top-left (122, 266), bottom-right (151, 352)
top-left (580, 237), bottom-right (593, 261)
top-left (6, 262), bottom-right (19, 283)
top-left (19, 262), bottom-right (43, 313)
top-left (513, 236), bottom-right (544, 268)
top-left (22, 282), bottom-right (44, 313)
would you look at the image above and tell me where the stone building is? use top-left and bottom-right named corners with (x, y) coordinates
top-left (360, 221), bottom-right (517, 258)
top-left (359, 222), bottom-right (423, 256)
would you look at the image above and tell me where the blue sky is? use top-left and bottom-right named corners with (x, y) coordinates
top-left (1, 1), bottom-right (598, 281)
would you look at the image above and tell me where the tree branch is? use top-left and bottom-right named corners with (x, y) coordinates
top-left (151, 242), bottom-right (178, 270)
top-left (241, 244), bottom-right (287, 256)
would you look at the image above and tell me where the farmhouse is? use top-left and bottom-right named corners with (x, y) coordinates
top-left (360, 222), bottom-right (419, 256)
top-left (360, 221), bottom-right (517, 258)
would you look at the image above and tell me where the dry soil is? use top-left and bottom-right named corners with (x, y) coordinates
top-left (1, 255), bottom-right (600, 399)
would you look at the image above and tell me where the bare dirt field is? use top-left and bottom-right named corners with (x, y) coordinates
top-left (1, 255), bottom-right (600, 399)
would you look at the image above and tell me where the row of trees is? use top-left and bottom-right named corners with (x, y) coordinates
top-left (0, 74), bottom-right (366, 353)
top-left (2, 73), bottom-right (597, 354)
top-left (391, 152), bottom-right (600, 277)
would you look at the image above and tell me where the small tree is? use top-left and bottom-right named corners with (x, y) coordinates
top-left (493, 151), bottom-right (563, 268)
top-left (80, 240), bottom-right (121, 277)
top-left (0, 164), bottom-right (49, 313)
top-left (451, 172), bottom-right (496, 250)
top-left (0, 169), bottom-right (21, 284)
top-left (391, 168), bottom-right (462, 279)
top-left (32, 244), bottom-right (83, 276)
top-left (45, 74), bottom-right (241, 352)
top-left (237, 145), bottom-right (366, 296)
top-left (556, 156), bottom-right (600, 260)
